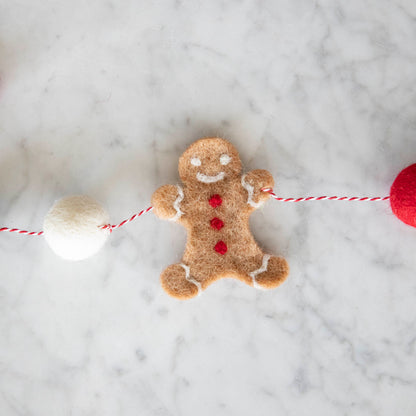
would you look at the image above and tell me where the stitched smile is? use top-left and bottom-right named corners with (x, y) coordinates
top-left (196, 172), bottom-right (225, 183)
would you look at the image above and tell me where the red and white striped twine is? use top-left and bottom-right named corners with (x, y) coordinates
top-left (0, 206), bottom-right (154, 236)
top-left (0, 188), bottom-right (391, 237)
top-left (99, 206), bottom-right (153, 232)
top-left (0, 227), bottom-right (44, 236)
top-left (261, 188), bottom-right (390, 202)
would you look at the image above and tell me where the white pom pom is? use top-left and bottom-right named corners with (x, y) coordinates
top-left (43, 195), bottom-right (110, 261)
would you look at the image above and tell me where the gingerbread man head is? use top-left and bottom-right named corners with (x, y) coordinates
top-left (178, 138), bottom-right (242, 185)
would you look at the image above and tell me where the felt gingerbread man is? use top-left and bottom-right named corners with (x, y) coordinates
top-left (152, 137), bottom-right (289, 299)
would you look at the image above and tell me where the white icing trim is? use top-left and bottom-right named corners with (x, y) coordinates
top-left (241, 173), bottom-right (263, 208)
top-left (191, 157), bottom-right (201, 166)
top-left (196, 171), bottom-right (225, 183)
top-left (250, 254), bottom-right (271, 290)
top-left (220, 154), bottom-right (231, 165)
top-left (180, 263), bottom-right (202, 295)
top-left (169, 185), bottom-right (184, 222)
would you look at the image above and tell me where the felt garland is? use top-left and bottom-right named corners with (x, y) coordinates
top-left (0, 189), bottom-right (393, 237)
top-left (0, 170), bottom-right (413, 237)
top-left (0, 137), bottom-right (414, 299)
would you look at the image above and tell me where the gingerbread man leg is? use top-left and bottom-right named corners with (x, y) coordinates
top-left (249, 254), bottom-right (289, 289)
top-left (160, 263), bottom-right (202, 300)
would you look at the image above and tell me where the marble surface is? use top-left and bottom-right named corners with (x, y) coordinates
top-left (1, 1), bottom-right (416, 415)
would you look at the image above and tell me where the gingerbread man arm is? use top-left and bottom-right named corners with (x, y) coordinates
top-left (151, 184), bottom-right (184, 221)
top-left (241, 169), bottom-right (274, 209)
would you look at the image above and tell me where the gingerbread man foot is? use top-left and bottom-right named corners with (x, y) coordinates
top-left (160, 263), bottom-right (202, 300)
top-left (250, 255), bottom-right (289, 289)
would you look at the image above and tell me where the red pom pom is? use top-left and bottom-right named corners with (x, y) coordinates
top-left (390, 163), bottom-right (416, 228)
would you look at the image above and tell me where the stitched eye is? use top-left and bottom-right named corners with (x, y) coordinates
top-left (220, 154), bottom-right (231, 165)
top-left (190, 157), bottom-right (201, 167)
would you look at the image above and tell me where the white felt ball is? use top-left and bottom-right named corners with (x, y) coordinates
top-left (43, 195), bottom-right (110, 261)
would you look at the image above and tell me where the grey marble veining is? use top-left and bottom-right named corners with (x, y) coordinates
top-left (0, 1), bottom-right (416, 415)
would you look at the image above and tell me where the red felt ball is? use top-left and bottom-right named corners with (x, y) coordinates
top-left (390, 163), bottom-right (416, 228)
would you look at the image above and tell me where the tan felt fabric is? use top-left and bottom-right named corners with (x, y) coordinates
top-left (152, 137), bottom-right (289, 299)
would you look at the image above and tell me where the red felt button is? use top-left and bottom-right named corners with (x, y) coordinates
top-left (209, 194), bottom-right (222, 208)
top-left (214, 240), bottom-right (227, 255)
top-left (210, 217), bottom-right (224, 230)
